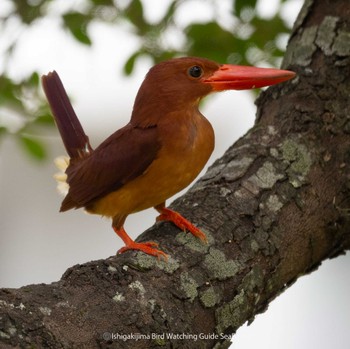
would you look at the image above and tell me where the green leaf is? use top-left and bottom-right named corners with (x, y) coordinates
top-left (14, 0), bottom-right (47, 25)
top-left (153, 51), bottom-right (177, 64)
top-left (251, 14), bottom-right (289, 38)
top-left (125, 0), bottom-right (149, 34)
top-left (18, 135), bottom-right (47, 160)
top-left (249, 15), bottom-right (289, 58)
top-left (234, 0), bottom-right (258, 16)
top-left (0, 76), bottom-right (22, 107)
top-left (63, 12), bottom-right (92, 45)
top-left (124, 51), bottom-right (143, 75)
top-left (90, 0), bottom-right (114, 5)
top-left (186, 22), bottom-right (238, 63)
top-left (159, 1), bottom-right (177, 26)
top-left (27, 72), bottom-right (40, 86)
top-left (34, 113), bottom-right (55, 126)
top-left (0, 126), bottom-right (7, 137)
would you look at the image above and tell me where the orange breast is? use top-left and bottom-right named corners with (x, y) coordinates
top-left (88, 110), bottom-right (214, 218)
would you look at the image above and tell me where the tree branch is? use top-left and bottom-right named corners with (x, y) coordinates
top-left (1, 0), bottom-right (350, 348)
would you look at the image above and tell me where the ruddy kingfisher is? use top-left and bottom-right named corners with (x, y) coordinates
top-left (42, 57), bottom-right (295, 259)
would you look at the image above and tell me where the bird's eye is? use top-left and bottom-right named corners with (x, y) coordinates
top-left (188, 65), bottom-right (203, 78)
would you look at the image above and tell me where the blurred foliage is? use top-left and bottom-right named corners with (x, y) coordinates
top-left (0, 0), bottom-right (297, 160)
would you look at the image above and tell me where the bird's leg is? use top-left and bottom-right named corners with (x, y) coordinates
top-left (112, 217), bottom-right (168, 260)
top-left (154, 203), bottom-right (207, 243)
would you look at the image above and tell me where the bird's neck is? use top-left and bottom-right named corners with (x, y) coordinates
top-left (130, 80), bottom-right (202, 128)
top-left (130, 95), bottom-right (200, 128)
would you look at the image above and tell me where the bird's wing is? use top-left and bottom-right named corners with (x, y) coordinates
top-left (61, 123), bottom-right (161, 210)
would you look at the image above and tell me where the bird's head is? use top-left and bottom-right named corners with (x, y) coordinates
top-left (131, 57), bottom-right (295, 126)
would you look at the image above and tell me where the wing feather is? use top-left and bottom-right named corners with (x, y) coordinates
top-left (61, 123), bottom-right (160, 211)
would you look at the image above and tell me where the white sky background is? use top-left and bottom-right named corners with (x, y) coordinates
top-left (0, 0), bottom-right (349, 348)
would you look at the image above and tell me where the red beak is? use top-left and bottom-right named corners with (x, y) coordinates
top-left (204, 64), bottom-right (296, 91)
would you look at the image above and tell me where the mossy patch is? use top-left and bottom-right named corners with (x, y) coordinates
top-left (200, 286), bottom-right (221, 308)
top-left (134, 253), bottom-right (180, 274)
top-left (176, 229), bottom-right (212, 253)
top-left (180, 272), bottom-right (198, 302)
top-left (281, 138), bottom-right (312, 187)
top-left (203, 248), bottom-right (242, 281)
top-left (216, 290), bottom-right (249, 333)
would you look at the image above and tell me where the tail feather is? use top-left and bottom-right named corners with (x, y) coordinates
top-left (41, 71), bottom-right (93, 159)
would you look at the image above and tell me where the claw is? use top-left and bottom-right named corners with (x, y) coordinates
top-left (117, 241), bottom-right (168, 261)
top-left (113, 226), bottom-right (168, 261)
top-left (156, 207), bottom-right (207, 243)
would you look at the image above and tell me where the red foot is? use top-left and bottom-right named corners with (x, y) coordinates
top-left (118, 241), bottom-right (168, 260)
top-left (114, 227), bottom-right (168, 261)
top-left (156, 207), bottom-right (207, 243)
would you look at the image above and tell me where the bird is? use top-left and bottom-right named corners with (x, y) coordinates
top-left (42, 57), bottom-right (295, 260)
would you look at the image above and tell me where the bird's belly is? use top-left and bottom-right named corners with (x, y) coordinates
top-left (89, 125), bottom-right (214, 217)
top-left (88, 150), bottom-right (209, 217)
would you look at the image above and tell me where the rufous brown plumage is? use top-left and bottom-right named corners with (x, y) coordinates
top-left (42, 57), bottom-right (295, 259)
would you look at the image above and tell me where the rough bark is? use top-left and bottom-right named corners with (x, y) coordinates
top-left (1, 0), bottom-right (350, 348)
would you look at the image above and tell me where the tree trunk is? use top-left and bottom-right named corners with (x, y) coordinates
top-left (1, 0), bottom-right (350, 348)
